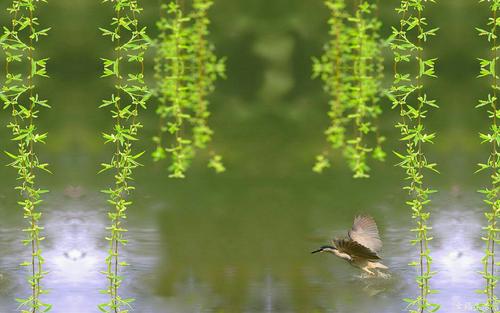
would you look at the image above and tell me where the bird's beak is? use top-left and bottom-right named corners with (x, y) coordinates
top-left (311, 248), bottom-right (323, 254)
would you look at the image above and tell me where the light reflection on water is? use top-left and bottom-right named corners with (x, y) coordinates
top-left (0, 189), bottom-right (492, 313)
top-left (43, 205), bottom-right (107, 312)
top-left (0, 0), bottom-right (491, 310)
top-left (431, 201), bottom-right (485, 312)
top-left (0, 190), bottom-right (162, 313)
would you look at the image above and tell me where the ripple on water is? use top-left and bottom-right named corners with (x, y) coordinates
top-left (0, 191), bottom-right (493, 312)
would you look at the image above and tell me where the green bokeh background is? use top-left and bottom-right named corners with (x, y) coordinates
top-left (0, 1), bottom-right (495, 312)
top-left (0, 0), bottom-right (489, 183)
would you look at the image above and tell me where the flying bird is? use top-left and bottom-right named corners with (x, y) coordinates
top-left (312, 215), bottom-right (388, 276)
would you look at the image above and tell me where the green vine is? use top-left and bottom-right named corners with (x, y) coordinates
top-left (313, 0), bottom-right (385, 178)
top-left (476, 1), bottom-right (500, 312)
top-left (0, 0), bottom-right (52, 312)
top-left (152, 0), bottom-right (226, 178)
top-left (389, 0), bottom-right (440, 312)
top-left (98, 0), bottom-right (150, 312)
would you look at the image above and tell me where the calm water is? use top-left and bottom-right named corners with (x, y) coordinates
top-left (0, 170), bottom-right (491, 312)
top-left (0, 0), bottom-right (496, 312)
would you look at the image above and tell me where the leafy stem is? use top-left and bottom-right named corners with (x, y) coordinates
top-left (152, 0), bottom-right (226, 178)
top-left (1, 0), bottom-right (52, 312)
top-left (475, 1), bottom-right (500, 312)
top-left (313, 0), bottom-right (385, 178)
top-left (389, 0), bottom-right (440, 312)
top-left (98, 0), bottom-right (150, 312)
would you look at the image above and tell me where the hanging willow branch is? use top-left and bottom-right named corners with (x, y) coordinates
top-left (1, 0), bottom-right (52, 312)
top-left (476, 1), bottom-right (500, 312)
top-left (152, 0), bottom-right (226, 178)
top-left (389, 0), bottom-right (440, 312)
top-left (313, 0), bottom-right (385, 178)
top-left (98, 0), bottom-right (150, 312)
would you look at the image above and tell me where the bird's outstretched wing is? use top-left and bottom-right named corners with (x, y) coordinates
top-left (333, 238), bottom-right (381, 260)
top-left (348, 215), bottom-right (382, 253)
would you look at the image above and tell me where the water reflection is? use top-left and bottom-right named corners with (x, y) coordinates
top-left (43, 202), bottom-right (106, 312)
top-left (0, 186), bottom-right (493, 313)
top-left (0, 188), bottom-right (162, 312)
top-left (0, 226), bottom-right (23, 312)
top-left (246, 275), bottom-right (291, 313)
top-left (0, 0), bottom-right (492, 310)
top-left (431, 194), bottom-right (485, 313)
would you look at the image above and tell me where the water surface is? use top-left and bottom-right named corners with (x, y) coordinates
top-left (0, 0), bottom-right (496, 312)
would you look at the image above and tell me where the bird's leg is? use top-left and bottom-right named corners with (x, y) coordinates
top-left (361, 267), bottom-right (375, 276)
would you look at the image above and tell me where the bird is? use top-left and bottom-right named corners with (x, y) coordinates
top-left (312, 215), bottom-right (388, 276)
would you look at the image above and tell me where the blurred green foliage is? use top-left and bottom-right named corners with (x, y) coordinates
top-left (0, 1), bottom-right (497, 312)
